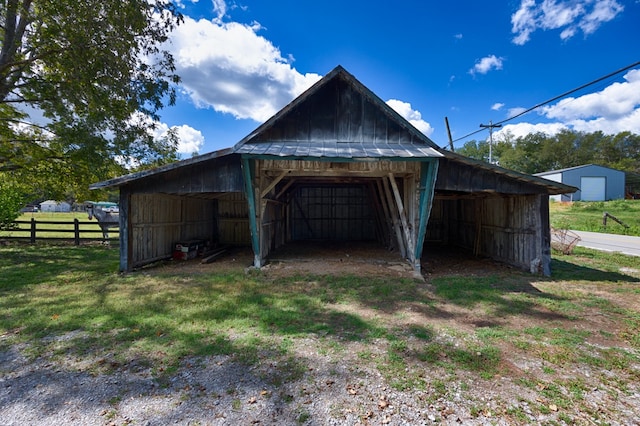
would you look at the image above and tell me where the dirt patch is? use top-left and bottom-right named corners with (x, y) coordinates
top-left (168, 241), bottom-right (512, 279)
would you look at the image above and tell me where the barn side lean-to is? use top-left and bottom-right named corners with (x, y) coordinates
top-left (91, 66), bottom-right (575, 276)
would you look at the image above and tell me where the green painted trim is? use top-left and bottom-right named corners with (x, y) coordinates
top-left (241, 157), bottom-right (261, 266)
top-left (415, 159), bottom-right (439, 261)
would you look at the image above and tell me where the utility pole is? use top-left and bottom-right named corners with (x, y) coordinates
top-left (444, 117), bottom-right (454, 151)
top-left (479, 120), bottom-right (502, 164)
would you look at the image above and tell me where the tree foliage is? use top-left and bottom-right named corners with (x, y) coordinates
top-left (457, 130), bottom-right (640, 180)
top-left (0, 178), bottom-right (27, 228)
top-left (0, 0), bottom-right (183, 201)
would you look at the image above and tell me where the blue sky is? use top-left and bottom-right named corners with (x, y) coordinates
top-left (157, 0), bottom-right (640, 156)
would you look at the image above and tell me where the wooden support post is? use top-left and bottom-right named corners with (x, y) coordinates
top-left (241, 156), bottom-right (262, 268)
top-left (388, 173), bottom-right (415, 262)
top-left (382, 177), bottom-right (406, 258)
top-left (74, 218), bottom-right (80, 246)
top-left (414, 159), bottom-right (439, 270)
top-left (119, 190), bottom-right (132, 272)
top-left (376, 179), bottom-right (394, 249)
top-left (30, 218), bottom-right (36, 244)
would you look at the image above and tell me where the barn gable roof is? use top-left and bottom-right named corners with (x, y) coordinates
top-left (90, 65), bottom-right (574, 195)
top-left (234, 65), bottom-right (443, 159)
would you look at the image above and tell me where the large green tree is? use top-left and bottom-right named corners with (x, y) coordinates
top-left (458, 130), bottom-right (640, 180)
top-left (0, 0), bottom-right (182, 201)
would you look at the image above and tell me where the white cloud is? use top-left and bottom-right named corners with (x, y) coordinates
top-left (495, 122), bottom-right (568, 139)
top-left (495, 69), bottom-right (640, 138)
top-left (169, 124), bottom-right (205, 155)
top-left (454, 33), bottom-right (463, 40)
top-left (491, 103), bottom-right (505, 111)
top-left (131, 112), bottom-right (205, 155)
top-left (469, 55), bottom-right (504, 75)
top-left (541, 69), bottom-right (640, 121)
top-left (511, 0), bottom-right (538, 45)
top-left (386, 99), bottom-right (434, 136)
top-left (511, 0), bottom-right (624, 45)
top-left (166, 16), bottom-right (322, 122)
top-left (211, 0), bottom-right (227, 22)
top-left (507, 106), bottom-right (528, 118)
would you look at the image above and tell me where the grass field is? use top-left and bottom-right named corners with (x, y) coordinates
top-left (0, 212), bottom-right (118, 240)
top-left (0, 243), bottom-right (638, 423)
top-left (549, 199), bottom-right (640, 236)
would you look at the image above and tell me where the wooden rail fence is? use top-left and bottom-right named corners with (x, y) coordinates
top-left (1, 218), bottom-right (119, 245)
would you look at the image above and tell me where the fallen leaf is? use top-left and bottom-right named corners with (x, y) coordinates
top-left (441, 407), bottom-right (455, 417)
top-left (51, 314), bottom-right (60, 320)
top-left (247, 396), bottom-right (257, 404)
top-left (549, 404), bottom-right (558, 412)
top-left (378, 396), bottom-right (389, 409)
top-left (260, 390), bottom-right (268, 396)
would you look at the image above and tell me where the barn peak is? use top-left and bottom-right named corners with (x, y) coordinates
top-left (233, 65), bottom-right (443, 159)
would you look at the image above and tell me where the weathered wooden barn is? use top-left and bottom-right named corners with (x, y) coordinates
top-left (91, 66), bottom-right (575, 275)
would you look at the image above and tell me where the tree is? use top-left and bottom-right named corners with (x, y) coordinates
top-left (0, 178), bottom-right (27, 228)
top-left (457, 130), bottom-right (640, 177)
top-left (456, 139), bottom-right (490, 162)
top-left (0, 0), bottom-right (183, 200)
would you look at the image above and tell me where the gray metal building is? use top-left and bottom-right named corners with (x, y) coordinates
top-left (91, 66), bottom-right (575, 275)
top-left (535, 164), bottom-right (625, 201)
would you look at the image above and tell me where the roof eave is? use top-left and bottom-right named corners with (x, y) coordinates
top-left (89, 147), bottom-right (236, 190)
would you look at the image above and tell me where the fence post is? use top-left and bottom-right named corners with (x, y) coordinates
top-left (74, 218), bottom-right (80, 245)
top-left (30, 218), bottom-right (36, 244)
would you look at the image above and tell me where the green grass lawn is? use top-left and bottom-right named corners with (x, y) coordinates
top-left (0, 243), bottom-right (638, 423)
top-left (550, 199), bottom-right (640, 236)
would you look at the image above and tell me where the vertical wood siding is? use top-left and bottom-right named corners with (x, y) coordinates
top-left (129, 193), bottom-right (215, 268)
top-left (430, 195), bottom-right (546, 272)
top-left (217, 192), bottom-right (251, 245)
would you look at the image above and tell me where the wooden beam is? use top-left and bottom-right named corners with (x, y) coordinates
top-left (388, 173), bottom-right (415, 262)
top-left (376, 179), bottom-right (395, 249)
top-left (261, 170), bottom-right (290, 198)
top-left (382, 175), bottom-right (406, 259)
top-left (119, 189), bottom-right (132, 272)
top-left (241, 157), bottom-right (262, 267)
top-left (275, 179), bottom-right (296, 200)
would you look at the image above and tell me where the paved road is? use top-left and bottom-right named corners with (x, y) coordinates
top-left (571, 230), bottom-right (640, 257)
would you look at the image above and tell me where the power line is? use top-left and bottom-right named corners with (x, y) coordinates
top-left (450, 60), bottom-right (640, 145)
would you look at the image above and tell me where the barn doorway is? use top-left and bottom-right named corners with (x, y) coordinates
top-left (290, 184), bottom-right (376, 241)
